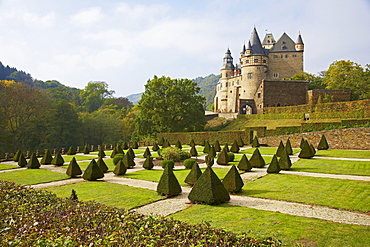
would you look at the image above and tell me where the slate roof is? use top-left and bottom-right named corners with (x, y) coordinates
top-left (269, 32), bottom-right (297, 52)
top-left (249, 27), bottom-right (268, 55)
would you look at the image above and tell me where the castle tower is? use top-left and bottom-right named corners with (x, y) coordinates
top-left (295, 33), bottom-right (304, 51)
top-left (262, 32), bottom-right (275, 49)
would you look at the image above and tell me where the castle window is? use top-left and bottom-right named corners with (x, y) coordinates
top-left (273, 73), bottom-right (279, 78)
top-left (285, 54), bottom-right (288, 58)
top-left (226, 82), bottom-right (228, 87)
top-left (277, 103), bottom-right (281, 107)
top-left (226, 72), bottom-right (228, 77)
top-left (257, 67), bottom-right (260, 69)
top-left (254, 59), bottom-right (258, 63)
top-left (230, 90), bottom-right (232, 93)
top-left (246, 60), bottom-right (249, 63)
top-left (282, 46), bottom-right (287, 50)
top-left (257, 93), bottom-right (261, 98)
top-left (263, 59), bottom-right (267, 63)
top-left (273, 55), bottom-right (278, 58)
top-left (247, 73), bottom-right (252, 79)
top-left (292, 54), bottom-right (297, 58)
top-left (236, 80), bottom-right (239, 85)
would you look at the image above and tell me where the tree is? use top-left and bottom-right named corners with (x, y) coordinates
top-left (134, 76), bottom-right (206, 139)
top-left (80, 81), bottom-right (114, 112)
top-left (322, 60), bottom-right (370, 100)
top-left (291, 71), bottom-right (325, 90)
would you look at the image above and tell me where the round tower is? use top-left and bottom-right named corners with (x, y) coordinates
top-left (295, 33), bottom-right (304, 51)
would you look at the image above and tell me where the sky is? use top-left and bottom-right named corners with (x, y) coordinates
top-left (0, 0), bottom-right (369, 97)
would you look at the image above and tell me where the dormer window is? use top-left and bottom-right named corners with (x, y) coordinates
top-left (282, 45), bottom-right (287, 50)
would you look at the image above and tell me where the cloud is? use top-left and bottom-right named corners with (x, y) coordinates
top-left (70, 7), bottom-right (104, 26)
top-left (23, 12), bottom-right (56, 28)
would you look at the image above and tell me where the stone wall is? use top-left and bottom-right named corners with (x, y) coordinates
top-left (307, 89), bottom-right (351, 104)
top-left (259, 127), bottom-right (370, 150)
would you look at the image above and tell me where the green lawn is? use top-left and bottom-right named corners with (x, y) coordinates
top-left (228, 154), bottom-right (273, 166)
top-left (45, 181), bottom-right (164, 210)
top-left (171, 204), bottom-right (370, 247)
top-left (61, 155), bottom-right (98, 162)
top-left (0, 169), bottom-right (69, 185)
top-left (315, 149), bottom-right (370, 159)
top-left (0, 164), bottom-right (19, 170)
top-left (125, 167), bottom-right (233, 186)
top-left (240, 174), bottom-right (370, 212)
top-left (292, 158), bottom-right (370, 176)
top-left (64, 158), bottom-right (116, 171)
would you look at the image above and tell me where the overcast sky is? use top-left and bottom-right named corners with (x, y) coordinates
top-left (0, 0), bottom-right (369, 97)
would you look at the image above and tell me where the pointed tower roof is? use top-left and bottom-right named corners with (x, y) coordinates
top-left (246, 40), bottom-right (252, 50)
top-left (296, 33), bottom-right (304, 44)
top-left (249, 27), bottom-right (267, 55)
top-left (241, 43), bottom-right (246, 54)
top-left (222, 48), bottom-right (235, 69)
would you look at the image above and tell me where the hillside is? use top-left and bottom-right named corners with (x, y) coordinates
top-left (126, 74), bottom-right (220, 108)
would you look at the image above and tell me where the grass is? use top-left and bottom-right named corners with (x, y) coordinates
top-left (240, 174), bottom-right (370, 212)
top-left (228, 154), bottom-right (273, 166)
top-left (63, 158), bottom-right (116, 171)
top-left (61, 155), bottom-right (98, 162)
top-left (0, 164), bottom-right (18, 170)
top-left (125, 167), bottom-right (233, 186)
top-left (292, 158), bottom-right (370, 176)
top-left (0, 169), bottom-right (69, 185)
top-left (315, 149), bottom-right (370, 159)
top-left (171, 204), bottom-right (370, 247)
top-left (45, 181), bottom-right (164, 210)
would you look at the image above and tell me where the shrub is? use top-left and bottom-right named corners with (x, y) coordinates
top-left (97, 157), bottom-right (109, 173)
top-left (132, 142), bottom-right (139, 149)
top-left (222, 165), bottom-right (244, 193)
top-left (143, 147), bottom-right (151, 158)
top-left (13, 149), bottom-right (22, 162)
top-left (40, 149), bottom-right (53, 165)
top-left (214, 140), bottom-right (221, 152)
top-left (230, 141), bottom-right (239, 153)
top-left (237, 136), bottom-right (245, 147)
top-left (113, 154), bottom-right (124, 165)
top-left (83, 146), bottom-right (90, 154)
top-left (227, 152), bottom-right (235, 162)
top-left (98, 147), bottom-right (106, 158)
top-left (184, 159), bottom-right (197, 169)
top-left (299, 140), bottom-right (314, 159)
top-left (317, 134), bottom-right (329, 150)
top-left (113, 160), bottom-right (127, 175)
top-left (82, 159), bottom-right (104, 181)
top-left (217, 148), bottom-right (229, 165)
top-left (123, 141), bottom-right (129, 150)
top-left (127, 147), bottom-right (135, 158)
top-left (190, 145), bottom-right (198, 157)
top-left (252, 136), bottom-right (260, 147)
top-left (26, 153), bottom-right (40, 169)
top-left (161, 160), bottom-right (175, 169)
top-left (203, 141), bottom-right (210, 153)
top-left (51, 152), bottom-right (64, 166)
top-left (175, 140), bottom-right (182, 149)
top-left (66, 157), bottom-right (82, 177)
top-left (184, 162), bottom-right (202, 186)
top-left (152, 142), bottom-right (160, 151)
top-left (188, 166), bottom-right (230, 205)
top-left (143, 156), bottom-right (154, 170)
top-left (237, 154), bottom-right (252, 172)
top-left (279, 148), bottom-right (292, 170)
top-left (205, 155), bottom-right (214, 167)
top-left (249, 148), bottom-right (265, 168)
top-left (267, 155), bottom-right (281, 174)
top-left (17, 152), bottom-right (27, 167)
top-left (276, 141), bottom-right (285, 157)
top-left (285, 138), bottom-right (293, 155)
top-left (123, 152), bottom-right (135, 168)
top-left (157, 166), bottom-right (182, 197)
top-left (158, 147), bottom-right (190, 162)
top-left (66, 146), bottom-right (76, 155)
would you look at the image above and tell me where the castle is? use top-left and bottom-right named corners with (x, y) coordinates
top-left (214, 27), bottom-right (308, 115)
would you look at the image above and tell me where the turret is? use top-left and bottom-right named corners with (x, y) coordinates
top-left (246, 41), bottom-right (252, 55)
top-left (221, 48), bottom-right (235, 78)
top-left (295, 33), bottom-right (304, 51)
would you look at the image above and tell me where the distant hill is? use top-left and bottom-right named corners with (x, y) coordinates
top-left (126, 74), bottom-right (220, 109)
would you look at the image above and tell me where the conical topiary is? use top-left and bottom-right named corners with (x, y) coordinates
top-left (230, 141), bottom-right (239, 153)
top-left (190, 145), bottom-right (198, 157)
top-left (216, 148), bottom-right (229, 165)
top-left (98, 147), bottom-right (106, 158)
top-left (175, 140), bottom-right (182, 149)
top-left (122, 141), bottom-right (129, 150)
top-left (205, 154), bottom-right (214, 167)
top-left (189, 139), bottom-right (196, 147)
top-left (70, 189), bottom-right (78, 200)
top-left (223, 143), bottom-right (229, 153)
top-left (278, 148), bottom-right (292, 170)
top-left (152, 142), bottom-right (160, 151)
top-left (249, 148), bottom-right (266, 168)
top-left (298, 140), bottom-right (314, 159)
top-left (143, 147), bottom-right (151, 158)
top-left (66, 157), bottom-right (82, 177)
top-left (310, 143), bottom-right (316, 155)
top-left (110, 148), bottom-right (117, 158)
top-left (300, 137), bottom-right (305, 149)
top-left (113, 160), bottom-right (127, 175)
top-left (127, 147), bottom-right (135, 159)
top-left (40, 149), bottom-right (53, 165)
top-left (97, 157), bottom-right (109, 173)
top-left (82, 159), bottom-right (104, 181)
top-left (276, 141), bottom-right (285, 157)
top-left (237, 154), bottom-right (252, 172)
top-left (184, 162), bottom-right (202, 186)
top-left (132, 142), bottom-right (139, 149)
top-left (267, 155), bottom-right (281, 174)
top-left (208, 145), bottom-right (216, 159)
top-left (26, 153), bottom-right (40, 169)
top-left (115, 145), bottom-right (124, 155)
top-left (203, 141), bottom-right (210, 153)
top-left (222, 165), bottom-right (244, 193)
top-left (52, 152), bottom-right (65, 166)
top-left (162, 139), bottom-right (170, 148)
top-left (13, 149), bottom-right (22, 162)
top-left (66, 146), bottom-right (76, 155)
top-left (252, 136), bottom-right (260, 148)
top-left (188, 166), bottom-right (230, 205)
top-left (317, 134), bottom-right (329, 150)
top-left (122, 151), bottom-right (135, 168)
top-left (158, 137), bottom-right (164, 146)
top-left (18, 152), bottom-right (27, 167)
top-left (214, 140), bottom-right (221, 152)
top-left (157, 166), bottom-right (182, 197)
top-left (237, 136), bottom-right (245, 147)
top-left (143, 156), bottom-right (154, 170)
top-left (285, 138), bottom-right (293, 155)
top-left (83, 146), bottom-right (90, 154)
